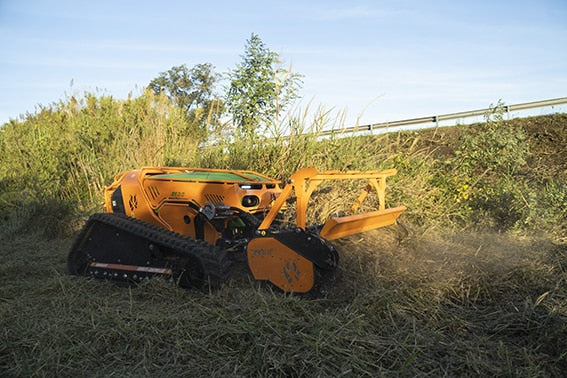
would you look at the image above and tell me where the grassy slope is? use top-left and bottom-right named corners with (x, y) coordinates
top-left (1, 114), bottom-right (566, 377)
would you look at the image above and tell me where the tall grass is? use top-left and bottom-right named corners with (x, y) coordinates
top-left (0, 92), bottom-right (565, 241)
top-left (0, 92), bottom-right (197, 233)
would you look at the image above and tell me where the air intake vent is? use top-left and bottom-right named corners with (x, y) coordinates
top-left (147, 185), bottom-right (161, 200)
top-left (204, 193), bottom-right (224, 204)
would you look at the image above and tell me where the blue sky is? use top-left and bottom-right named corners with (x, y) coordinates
top-left (1, 0), bottom-right (566, 127)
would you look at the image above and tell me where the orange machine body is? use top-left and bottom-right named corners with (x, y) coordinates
top-left (104, 167), bottom-right (282, 245)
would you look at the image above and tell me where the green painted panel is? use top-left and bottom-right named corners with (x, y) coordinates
top-left (152, 170), bottom-right (269, 182)
top-left (237, 172), bottom-right (272, 182)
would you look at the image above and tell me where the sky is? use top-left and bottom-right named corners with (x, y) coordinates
top-left (1, 0), bottom-right (566, 128)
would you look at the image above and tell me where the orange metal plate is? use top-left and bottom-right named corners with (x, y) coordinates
top-left (319, 205), bottom-right (407, 240)
top-left (246, 237), bottom-right (314, 293)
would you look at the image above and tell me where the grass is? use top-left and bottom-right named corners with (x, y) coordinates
top-left (1, 95), bottom-right (566, 376)
top-left (1, 227), bottom-right (565, 376)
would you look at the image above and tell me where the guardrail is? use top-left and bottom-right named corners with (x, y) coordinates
top-left (320, 97), bottom-right (567, 136)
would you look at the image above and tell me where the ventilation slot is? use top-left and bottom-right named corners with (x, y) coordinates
top-left (204, 193), bottom-right (225, 204)
top-left (147, 185), bottom-right (161, 200)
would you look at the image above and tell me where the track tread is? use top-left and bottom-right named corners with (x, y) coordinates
top-left (67, 213), bottom-right (230, 290)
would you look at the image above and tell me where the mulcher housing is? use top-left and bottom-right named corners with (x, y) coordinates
top-left (68, 167), bottom-right (405, 293)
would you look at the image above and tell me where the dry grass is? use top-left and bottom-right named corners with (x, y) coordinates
top-left (1, 227), bottom-right (565, 377)
top-left (1, 110), bottom-right (566, 376)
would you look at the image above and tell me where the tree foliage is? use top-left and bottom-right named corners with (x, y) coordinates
top-left (148, 63), bottom-right (223, 140)
top-left (226, 33), bottom-right (303, 138)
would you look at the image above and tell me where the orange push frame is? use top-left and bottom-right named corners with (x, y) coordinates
top-left (258, 167), bottom-right (406, 240)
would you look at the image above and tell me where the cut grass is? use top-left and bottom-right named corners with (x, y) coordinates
top-left (1, 228), bottom-right (565, 376)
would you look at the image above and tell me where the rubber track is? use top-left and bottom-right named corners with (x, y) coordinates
top-left (68, 213), bottom-right (231, 289)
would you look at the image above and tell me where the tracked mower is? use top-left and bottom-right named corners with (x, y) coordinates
top-left (68, 167), bottom-right (406, 293)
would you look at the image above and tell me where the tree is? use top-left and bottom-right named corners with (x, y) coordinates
top-left (148, 63), bottom-right (223, 140)
top-left (226, 33), bottom-right (303, 138)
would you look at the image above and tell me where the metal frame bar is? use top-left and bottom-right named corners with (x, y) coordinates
top-left (258, 167), bottom-right (398, 230)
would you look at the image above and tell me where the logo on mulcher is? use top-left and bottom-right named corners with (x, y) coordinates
top-left (128, 194), bottom-right (138, 211)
